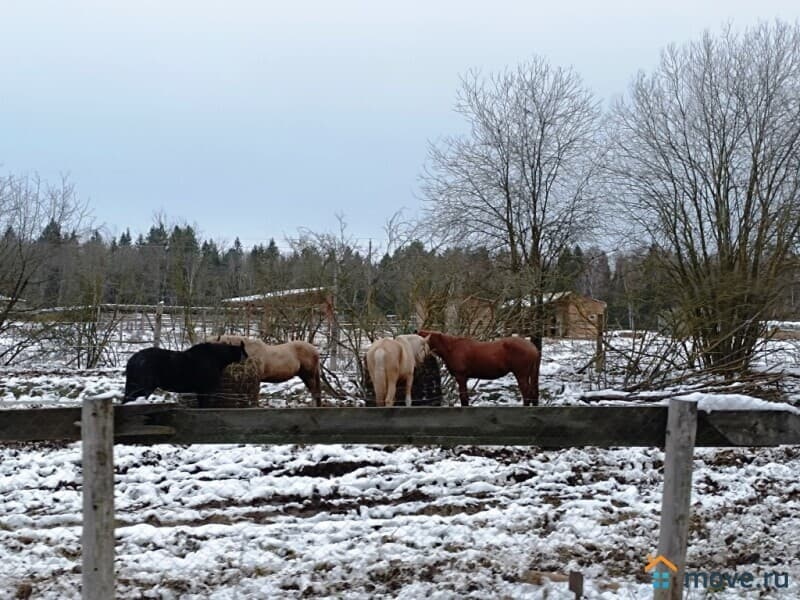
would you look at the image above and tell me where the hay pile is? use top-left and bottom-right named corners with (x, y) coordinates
top-left (197, 358), bottom-right (261, 408)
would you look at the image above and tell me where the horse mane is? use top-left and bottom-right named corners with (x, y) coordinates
top-left (417, 329), bottom-right (460, 356)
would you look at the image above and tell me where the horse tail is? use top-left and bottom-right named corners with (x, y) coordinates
top-left (528, 346), bottom-right (541, 406)
top-left (309, 349), bottom-right (322, 407)
top-left (371, 347), bottom-right (388, 407)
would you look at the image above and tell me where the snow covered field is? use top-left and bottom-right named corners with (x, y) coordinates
top-left (2, 338), bottom-right (800, 598)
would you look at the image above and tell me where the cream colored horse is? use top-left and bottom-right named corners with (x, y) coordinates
top-left (365, 334), bottom-right (430, 407)
top-left (211, 335), bottom-right (322, 406)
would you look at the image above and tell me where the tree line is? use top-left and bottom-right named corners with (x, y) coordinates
top-left (4, 211), bottom-right (798, 327)
top-left (3, 211), bottom-right (614, 318)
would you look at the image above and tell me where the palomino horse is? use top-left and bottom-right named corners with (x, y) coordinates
top-left (211, 335), bottom-right (322, 406)
top-left (416, 330), bottom-right (540, 407)
top-left (365, 334), bottom-right (430, 407)
top-left (124, 342), bottom-right (248, 403)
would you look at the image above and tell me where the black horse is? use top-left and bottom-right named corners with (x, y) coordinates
top-left (123, 342), bottom-right (248, 403)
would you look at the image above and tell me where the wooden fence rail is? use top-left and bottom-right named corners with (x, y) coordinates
top-left (2, 401), bottom-right (800, 599)
top-left (3, 403), bottom-right (800, 447)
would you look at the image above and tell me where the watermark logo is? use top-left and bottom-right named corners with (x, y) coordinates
top-left (643, 553), bottom-right (790, 591)
top-left (645, 554), bottom-right (677, 589)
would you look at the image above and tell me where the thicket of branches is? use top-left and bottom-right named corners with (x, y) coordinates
top-left (609, 21), bottom-right (800, 377)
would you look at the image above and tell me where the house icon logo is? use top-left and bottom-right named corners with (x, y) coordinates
top-left (645, 554), bottom-right (678, 590)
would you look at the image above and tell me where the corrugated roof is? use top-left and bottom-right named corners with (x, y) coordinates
top-left (221, 287), bottom-right (327, 304)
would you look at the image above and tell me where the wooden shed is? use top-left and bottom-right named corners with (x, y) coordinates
top-left (501, 291), bottom-right (606, 340)
top-left (416, 290), bottom-right (607, 341)
top-left (415, 295), bottom-right (496, 337)
top-left (543, 291), bottom-right (606, 339)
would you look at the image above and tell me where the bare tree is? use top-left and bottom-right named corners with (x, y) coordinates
top-left (609, 21), bottom-right (800, 375)
top-left (420, 56), bottom-right (604, 344)
top-left (0, 173), bottom-right (88, 363)
top-left (167, 224), bottom-right (203, 343)
top-left (289, 216), bottom-right (376, 371)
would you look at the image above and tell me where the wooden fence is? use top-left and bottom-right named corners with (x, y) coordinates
top-left (2, 401), bottom-right (800, 599)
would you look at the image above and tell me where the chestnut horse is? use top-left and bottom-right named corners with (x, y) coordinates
top-left (211, 335), bottom-right (322, 406)
top-left (417, 330), bottom-right (540, 406)
top-left (365, 334), bottom-right (430, 407)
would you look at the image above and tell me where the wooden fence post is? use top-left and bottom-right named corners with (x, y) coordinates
top-left (655, 399), bottom-right (697, 600)
top-left (82, 397), bottom-right (115, 599)
top-left (153, 301), bottom-right (164, 348)
top-left (594, 312), bottom-right (605, 373)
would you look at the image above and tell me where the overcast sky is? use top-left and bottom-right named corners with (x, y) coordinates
top-left (2, 1), bottom-right (799, 252)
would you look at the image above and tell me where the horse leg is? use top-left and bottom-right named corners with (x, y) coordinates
top-left (516, 365), bottom-right (540, 407)
top-left (525, 348), bottom-right (542, 407)
top-left (300, 368), bottom-right (322, 407)
top-left (528, 360), bottom-right (540, 407)
top-left (515, 371), bottom-right (531, 407)
top-left (456, 375), bottom-right (470, 407)
top-left (385, 378), bottom-right (397, 407)
top-left (403, 373), bottom-right (413, 407)
top-left (123, 379), bottom-right (137, 403)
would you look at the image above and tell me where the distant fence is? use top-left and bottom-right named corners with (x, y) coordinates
top-left (26, 301), bottom-right (277, 350)
top-left (2, 401), bottom-right (800, 600)
top-left (8, 301), bottom-right (366, 370)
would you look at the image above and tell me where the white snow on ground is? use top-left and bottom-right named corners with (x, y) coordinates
top-left (1, 337), bottom-right (800, 598)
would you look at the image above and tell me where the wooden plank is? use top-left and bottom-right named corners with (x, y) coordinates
top-left (698, 410), bottom-right (800, 446)
top-left (2, 404), bottom-right (800, 447)
top-left (568, 571), bottom-right (584, 598)
top-left (655, 399), bottom-right (697, 600)
top-left (81, 397), bottom-right (115, 600)
top-left (146, 406), bottom-right (671, 447)
top-left (0, 406), bottom-right (82, 442)
top-left (0, 403), bottom-right (178, 443)
top-left (114, 404), bottom-right (177, 438)
top-left (152, 406), bottom-right (800, 447)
